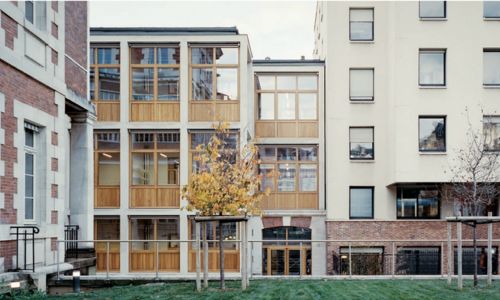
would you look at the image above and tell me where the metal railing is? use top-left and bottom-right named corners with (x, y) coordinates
top-left (9, 226), bottom-right (40, 272)
top-left (53, 238), bottom-right (500, 281)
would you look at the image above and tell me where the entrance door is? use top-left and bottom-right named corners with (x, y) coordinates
top-left (264, 247), bottom-right (310, 275)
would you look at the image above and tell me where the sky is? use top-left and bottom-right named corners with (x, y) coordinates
top-left (89, 1), bottom-right (317, 59)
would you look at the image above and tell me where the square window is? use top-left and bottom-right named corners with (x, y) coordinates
top-left (419, 116), bottom-right (446, 152)
top-left (484, 50), bottom-right (500, 86)
top-left (350, 69), bottom-right (374, 101)
top-left (419, 1), bottom-right (446, 18)
top-left (419, 50), bottom-right (446, 86)
top-left (350, 187), bottom-right (374, 219)
top-left (484, 1), bottom-right (500, 18)
top-left (349, 127), bottom-right (374, 160)
top-left (349, 8), bottom-right (374, 41)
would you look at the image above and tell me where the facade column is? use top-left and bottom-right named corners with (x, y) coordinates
top-left (68, 112), bottom-right (96, 244)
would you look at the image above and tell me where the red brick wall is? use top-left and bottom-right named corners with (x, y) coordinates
top-left (51, 210), bottom-right (58, 224)
top-left (51, 131), bottom-right (58, 146)
top-left (64, 1), bottom-right (87, 99)
top-left (51, 184), bottom-right (58, 198)
top-left (0, 61), bottom-right (57, 224)
top-left (51, 22), bottom-right (58, 39)
top-left (262, 217), bottom-right (283, 228)
top-left (51, 158), bottom-right (58, 171)
top-left (51, 237), bottom-right (57, 251)
top-left (0, 240), bottom-right (16, 271)
top-left (326, 220), bottom-right (500, 275)
top-left (291, 217), bottom-right (311, 228)
top-left (51, 49), bottom-right (58, 65)
top-left (1, 11), bottom-right (18, 50)
top-left (51, 1), bottom-right (58, 12)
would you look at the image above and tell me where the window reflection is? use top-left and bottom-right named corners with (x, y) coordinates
top-left (349, 127), bottom-right (374, 159)
top-left (132, 68), bottom-right (154, 100)
top-left (130, 47), bottom-right (154, 64)
top-left (278, 164), bottom-right (296, 192)
top-left (157, 68), bottom-right (179, 100)
top-left (483, 116), bottom-right (500, 151)
top-left (419, 50), bottom-right (445, 86)
top-left (397, 187), bottom-right (439, 219)
top-left (157, 47), bottom-right (180, 64)
top-left (419, 117), bottom-right (446, 152)
top-left (258, 93), bottom-right (274, 120)
top-left (98, 68), bottom-right (120, 100)
top-left (216, 68), bottom-right (238, 100)
top-left (277, 93), bottom-right (295, 120)
top-left (191, 48), bottom-right (213, 64)
top-left (97, 48), bottom-right (120, 64)
top-left (192, 68), bottom-right (213, 100)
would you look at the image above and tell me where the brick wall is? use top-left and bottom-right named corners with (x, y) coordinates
top-left (326, 220), bottom-right (500, 275)
top-left (0, 240), bottom-right (16, 271)
top-left (0, 61), bottom-right (57, 224)
top-left (1, 11), bottom-right (18, 50)
top-left (64, 1), bottom-right (87, 99)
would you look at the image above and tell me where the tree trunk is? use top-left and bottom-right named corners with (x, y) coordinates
top-left (473, 224), bottom-right (478, 287)
top-left (219, 220), bottom-right (225, 290)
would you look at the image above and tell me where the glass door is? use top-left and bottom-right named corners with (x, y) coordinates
top-left (270, 249), bottom-right (285, 275)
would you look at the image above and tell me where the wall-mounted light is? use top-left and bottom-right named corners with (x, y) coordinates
top-left (102, 153), bottom-right (112, 158)
top-left (159, 153), bottom-right (168, 158)
top-left (10, 281), bottom-right (21, 289)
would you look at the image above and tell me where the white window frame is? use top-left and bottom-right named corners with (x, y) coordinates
top-left (24, 126), bottom-right (37, 223)
top-left (25, 1), bottom-right (47, 32)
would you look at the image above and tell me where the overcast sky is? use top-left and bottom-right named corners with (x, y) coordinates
top-left (89, 1), bottom-right (317, 59)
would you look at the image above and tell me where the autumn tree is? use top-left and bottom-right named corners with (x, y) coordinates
top-left (444, 108), bottom-right (500, 287)
top-left (182, 122), bottom-right (269, 289)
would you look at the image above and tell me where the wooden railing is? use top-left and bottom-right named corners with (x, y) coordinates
top-left (255, 121), bottom-right (318, 138)
top-left (95, 187), bottom-right (120, 208)
top-left (260, 193), bottom-right (318, 210)
top-left (189, 101), bottom-right (239, 122)
top-left (129, 186), bottom-right (180, 208)
top-left (130, 102), bottom-right (180, 122)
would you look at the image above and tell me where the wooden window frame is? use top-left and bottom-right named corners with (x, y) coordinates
top-left (189, 45), bottom-right (240, 121)
top-left (94, 218), bottom-right (121, 272)
top-left (90, 45), bottom-right (121, 121)
top-left (129, 131), bottom-right (180, 208)
top-left (255, 73), bottom-right (319, 138)
top-left (258, 145), bottom-right (319, 210)
top-left (94, 131), bottom-right (121, 208)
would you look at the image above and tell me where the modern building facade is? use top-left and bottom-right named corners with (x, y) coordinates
top-left (0, 0), bottom-right (93, 278)
top-left (315, 0), bottom-right (500, 275)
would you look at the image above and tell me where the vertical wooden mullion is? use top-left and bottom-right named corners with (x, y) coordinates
top-left (153, 48), bottom-right (158, 121)
top-left (154, 134), bottom-right (158, 207)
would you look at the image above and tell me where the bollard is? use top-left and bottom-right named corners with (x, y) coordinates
top-left (72, 270), bottom-right (81, 293)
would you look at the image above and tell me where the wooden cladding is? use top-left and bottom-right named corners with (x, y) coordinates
top-left (95, 242), bottom-right (120, 272)
top-left (130, 187), bottom-right (180, 208)
top-left (188, 250), bottom-right (240, 272)
top-left (94, 132), bottom-right (120, 208)
top-left (129, 250), bottom-right (180, 272)
top-left (95, 187), bottom-right (120, 208)
top-left (131, 102), bottom-right (180, 122)
top-left (255, 121), bottom-right (318, 138)
top-left (189, 101), bottom-right (239, 122)
top-left (261, 193), bottom-right (318, 210)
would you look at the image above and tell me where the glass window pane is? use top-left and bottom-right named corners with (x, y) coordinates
top-left (132, 68), bottom-right (154, 100)
top-left (298, 76), bottom-right (317, 90)
top-left (25, 129), bottom-right (34, 147)
top-left (259, 164), bottom-right (274, 192)
top-left (96, 219), bottom-right (120, 240)
top-left (132, 133), bottom-right (154, 150)
top-left (278, 164), bottom-right (296, 192)
top-left (191, 132), bottom-right (212, 149)
top-left (130, 219), bottom-right (154, 251)
top-left (277, 93), bottom-right (295, 120)
top-left (350, 8), bottom-right (374, 21)
top-left (216, 68), bottom-right (238, 100)
top-left (484, 51), bottom-right (500, 85)
top-left (258, 93), bottom-right (274, 120)
top-left (419, 117), bottom-right (446, 151)
top-left (96, 132), bottom-right (120, 150)
top-left (299, 164), bottom-right (317, 192)
top-left (25, 1), bottom-right (34, 23)
top-left (216, 48), bottom-right (238, 64)
top-left (158, 153), bottom-right (179, 185)
top-left (397, 188), bottom-right (418, 218)
top-left (277, 147), bottom-right (297, 161)
top-left (35, 1), bottom-right (46, 31)
top-left (350, 128), bottom-right (374, 159)
top-left (256, 75), bottom-right (275, 90)
top-left (98, 68), bottom-right (120, 101)
top-left (25, 175), bottom-right (34, 197)
top-left (420, 1), bottom-right (446, 18)
top-left (299, 146), bottom-right (317, 161)
top-left (191, 48), bottom-right (213, 64)
top-left (157, 218), bottom-right (180, 250)
top-left (484, 1), bottom-right (500, 18)
top-left (132, 153), bottom-right (154, 185)
top-left (419, 51), bottom-right (445, 85)
top-left (418, 190), bottom-right (439, 218)
top-left (192, 68), bottom-right (213, 100)
top-left (350, 188), bottom-right (373, 218)
top-left (25, 153), bottom-right (34, 175)
top-left (97, 48), bottom-right (120, 64)
top-left (350, 22), bottom-right (373, 41)
top-left (98, 153), bottom-right (120, 186)
top-left (298, 94), bottom-right (317, 120)
top-left (130, 47), bottom-right (154, 64)
top-left (157, 47), bottom-right (180, 64)
top-left (90, 67), bottom-right (95, 100)
top-left (277, 76), bottom-right (296, 90)
top-left (158, 68), bottom-right (179, 100)
top-left (483, 116), bottom-right (500, 151)
top-left (25, 197), bottom-right (33, 220)
top-left (157, 132), bottom-right (180, 150)
top-left (258, 147), bottom-right (276, 161)
top-left (350, 69), bottom-right (374, 100)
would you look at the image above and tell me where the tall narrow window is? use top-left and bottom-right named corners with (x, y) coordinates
top-left (419, 116), bottom-right (446, 152)
top-left (350, 69), bottom-right (374, 101)
top-left (90, 46), bottom-right (121, 121)
top-left (94, 132), bottom-right (120, 208)
top-left (484, 49), bottom-right (500, 86)
top-left (419, 49), bottom-right (446, 86)
top-left (484, 1), bottom-right (500, 18)
top-left (24, 124), bottom-right (38, 221)
top-left (25, 1), bottom-right (46, 31)
top-left (350, 187), bottom-right (374, 219)
top-left (349, 8), bottom-right (374, 41)
top-left (25, 1), bottom-right (34, 23)
top-left (484, 116), bottom-right (500, 151)
top-left (349, 127), bottom-right (374, 160)
top-left (419, 1), bottom-right (446, 18)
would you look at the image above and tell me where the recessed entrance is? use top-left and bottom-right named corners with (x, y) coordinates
top-left (262, 226), bottom-right (312, 276)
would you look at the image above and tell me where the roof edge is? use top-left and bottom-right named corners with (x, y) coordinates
top-left (90, 27), bottom-right (239, 36)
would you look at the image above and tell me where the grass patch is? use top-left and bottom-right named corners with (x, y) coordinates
top-left (4, 279), bottom-right (500, 300)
